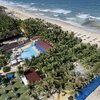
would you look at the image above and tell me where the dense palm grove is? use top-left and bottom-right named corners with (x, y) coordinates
top-left (0, 6), bottom-right (21, 41)
top-left (0, 50), bottom-right (12, 67)
top-left (22, 18), bottom-right (100, 74)
top-left (0, 7), bottom-right (100, 99)
top-left (0, 6), bottom-right (20, 67)
top-left (20, 18), bottom-right (100, 99)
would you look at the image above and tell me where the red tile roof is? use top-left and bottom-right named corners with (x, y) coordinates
top-left (24, 69), bottom-right (40, 82)
top-left (36, 40), bottom-right (52, 50)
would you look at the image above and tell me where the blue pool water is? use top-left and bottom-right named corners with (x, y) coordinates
top-left (21, 46), bottom-right (39, 59)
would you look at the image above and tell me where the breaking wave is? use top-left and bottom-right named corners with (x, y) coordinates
top-left (39, 9), bottom-right (71, 15)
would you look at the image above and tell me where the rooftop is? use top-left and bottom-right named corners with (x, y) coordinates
top-left (36, 39), bottom-right (52, 50)
top-left (24, 69), bottom-right (40, 82)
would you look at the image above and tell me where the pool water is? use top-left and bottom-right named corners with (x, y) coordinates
top-left (21, 46), bottom-right (39, 59)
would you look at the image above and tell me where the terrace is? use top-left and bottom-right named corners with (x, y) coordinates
top-left (0, 72), bottom-right (29, 100)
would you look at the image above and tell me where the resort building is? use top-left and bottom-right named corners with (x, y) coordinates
top-left (36, 39), bottom-right (52, 51)
top-left (19, 38), bottom-right (52, 59)
top-left (21, 69), bottom-right (40, 85)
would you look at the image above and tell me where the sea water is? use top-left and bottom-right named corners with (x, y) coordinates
top-left (1, 0), bottom-right (100, 33)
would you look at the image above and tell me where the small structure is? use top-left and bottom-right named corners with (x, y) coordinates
top-left (6, 73), bottom-right (14, 79)
top-left (22, 69), bottom-right (40, 85)
top-left (21, 76), bottom-right (29, 85)
top-left (0, 39), bottom-right (30, 51)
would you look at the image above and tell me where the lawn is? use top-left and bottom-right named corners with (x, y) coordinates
top-left (0, 75), bottom-right (29, 100)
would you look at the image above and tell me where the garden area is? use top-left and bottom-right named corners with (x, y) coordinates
top-left (0, 73), bottom-right (29, 100)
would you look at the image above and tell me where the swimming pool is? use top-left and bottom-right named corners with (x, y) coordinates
top-left (20, 46), bottom-right (39, 59)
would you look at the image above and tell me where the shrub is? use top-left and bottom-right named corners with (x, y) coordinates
top-left (3, 66), bottom-right (10, 72)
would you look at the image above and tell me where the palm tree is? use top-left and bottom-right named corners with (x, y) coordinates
top-left (3, 90), bottom-right (8, 94)
top-left (23, 59), bottom-right (32, 69)
top-left (12, 87), bottom-right (18, 92)
top-left (5, 96), bottom-right (11, 100)
top-left (14, 93), bottom-right (20, 98)
top-left (17, 66), bottom-right (24, 76)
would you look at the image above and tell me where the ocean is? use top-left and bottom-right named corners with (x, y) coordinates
top-left (0, 0), bottom-right (100, 33)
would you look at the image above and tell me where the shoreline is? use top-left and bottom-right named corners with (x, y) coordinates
top-left (2, 5), bottom-right (100, 47)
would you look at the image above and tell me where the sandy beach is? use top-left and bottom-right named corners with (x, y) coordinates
top-left (4, 6), bottom-right (100, 47)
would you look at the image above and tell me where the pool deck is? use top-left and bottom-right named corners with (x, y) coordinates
top-left (19, 42), bottom-right (31, 50)
top-left (86, 86), bottom-right (100, 100)
top-left (32, 46), bottom-right (41, 54)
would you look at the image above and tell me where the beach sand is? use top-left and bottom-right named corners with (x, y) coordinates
top-left (48, 91), bottom-right (70, 100)
top-left (5, 6), bottom-right (100, 48)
